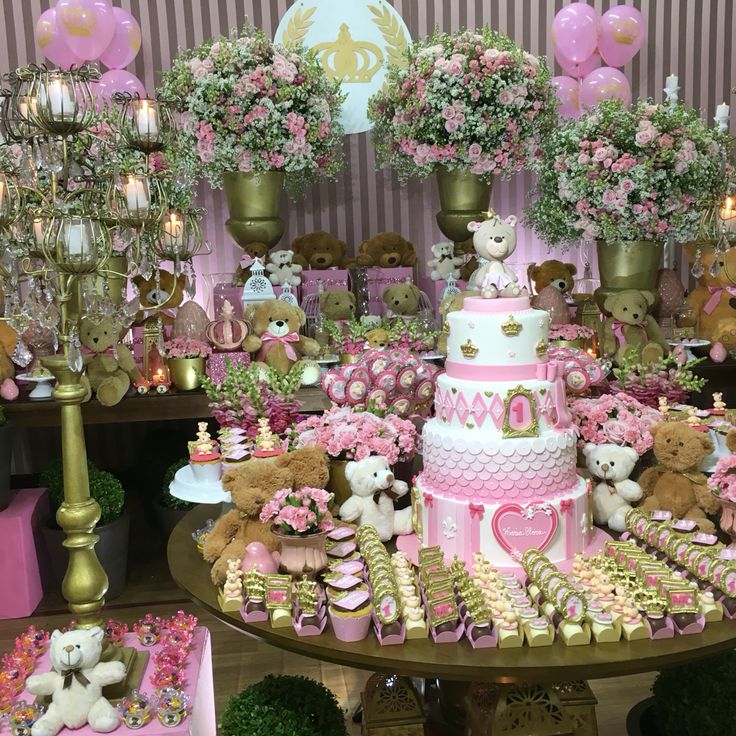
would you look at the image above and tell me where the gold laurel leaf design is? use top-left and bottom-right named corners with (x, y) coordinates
top-left (281, 6), bottom-right (316, 48)
top-left (368, 3), bottom-right (409, 69)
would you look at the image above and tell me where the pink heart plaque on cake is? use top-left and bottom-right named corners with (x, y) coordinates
top-left (492, 503), bottom-right (559, 556)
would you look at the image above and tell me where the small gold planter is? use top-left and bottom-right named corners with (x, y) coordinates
top-left (595, 240), bottom-right (663, 312)
top-left (223, 171), bottom-right (285, 250)
top-left (167, 357), bottom-right (205, 391)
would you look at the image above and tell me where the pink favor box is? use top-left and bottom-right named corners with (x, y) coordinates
top-left (206, 352), bottom-right (251, 383)
top-left (420, 277), bottom-right (469, 317)
top-left (366, 267), bottom-right (414, 315)
top-left (301, 269), bottom-right (350, 298)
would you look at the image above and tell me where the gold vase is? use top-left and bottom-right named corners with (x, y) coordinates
top-left (594, 240), bottom-right (663, 312)
top-left (167, 357), bottom-right (205, 391)
top-left (223, 171), bottom-right (285, 250)
top-left (435, 166), bottom-right (493, 254)
top-left (327, 459), bottom-right (352, 508)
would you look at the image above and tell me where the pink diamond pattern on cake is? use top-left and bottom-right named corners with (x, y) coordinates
top-left (471, 393), bottom-right (487, 428)
top-left (536, 390), bottom-right (553, 420)
top-left (489, 394), bottom-right (505, 429)
top-left (454, 394), bottom-right (470, 425)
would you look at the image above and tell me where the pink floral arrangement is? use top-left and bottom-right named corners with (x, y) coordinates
top-left (293, 406), bottom-right (418, 464)
top-left (708, 455), bottom-right (736, 503)
top-left (548, 324), bottom-right (595, 341)
top-left (259, 487), bottom-right (335, 536)
top-left (164, 336), bottom-right (212, 359)
top-left (569, 392), bottom-right (661, 455)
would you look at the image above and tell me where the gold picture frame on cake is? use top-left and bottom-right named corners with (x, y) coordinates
top-left (501, 385), bottom-right (539, 439)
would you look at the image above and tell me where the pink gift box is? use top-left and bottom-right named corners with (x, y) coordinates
top-left (366, 267), bottom-right (414, 315)
top-left (206, 352), bottom-right (251, 383)
top-left (419, 277), bottom-right (469, 318)
top-left (300, 269), bottom-right (350, 298)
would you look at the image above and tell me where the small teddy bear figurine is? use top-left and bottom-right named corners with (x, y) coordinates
top-left (467, 212), bottom-right (524, 299)
top-left (712, 392), bottom-right (726, 414)
top-left (686, 407), bottom-right (702, 428)
top-left (428, 241), bottom-right (463, 282)
top-left (223, 559), bottom-right (244, 599)
top-left (255, 418), bottom-right (276, 452)
top-left (658, 396), bottom-right (670, 417)
top-left (266, 249), bottom-right (303, 287)
top-left (25, 627), bottom-right (125, 735)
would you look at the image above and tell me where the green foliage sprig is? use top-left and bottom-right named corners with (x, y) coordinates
top-left (160, 458), bottom-right (194, 511)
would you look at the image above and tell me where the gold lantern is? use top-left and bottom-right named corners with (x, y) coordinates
top-left (115, 95), bottom-right (176, 154)
top-left (361, 674), bottom-right (425, 736)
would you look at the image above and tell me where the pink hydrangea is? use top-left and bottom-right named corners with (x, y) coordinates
top-left (707, 456), bottom-right (736, 502)
top-left (164, 337), bottom-right (212, 359)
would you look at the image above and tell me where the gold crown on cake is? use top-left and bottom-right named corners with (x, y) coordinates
top-left (612, 18), bottom-right (640, 44)
top-left (535, 339), bottom-right (548, 356)
top-left (312, 24), bottom-right (384, 83)
top-left (501, 315), bottom-right (523, 337)
top-left (460, 338), bottom-right (479, 359)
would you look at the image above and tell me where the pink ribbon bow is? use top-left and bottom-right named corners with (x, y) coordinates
top-left (611, 320), bottom-right (646, 346)
top-left (704, 285), bottom-right (736, 315)
top-left (81, 346), bottom-right (115, 356)
top-left (258, 331), bottom-right (299, 362)
top-left (468, 503), bottom-right (484, 520)
top-left (423, 492), bottom-right (434, 508)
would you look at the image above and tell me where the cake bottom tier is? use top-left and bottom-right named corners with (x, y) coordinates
top-left (413, 475), bottom-right (591, 569)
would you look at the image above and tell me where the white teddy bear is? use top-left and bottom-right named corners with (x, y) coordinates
top-left (26, 626), bottom-right (125, 735)
top-left (428, 242), bottom-right (463, 282)
top-left (467, 214), bottom-right (524, 299)
top-left (583, 443), bottom-right (644, 532)
top-left (266, 249), bottom-right (303, 287)
top-left (339, 456), bottom-right (413, 542)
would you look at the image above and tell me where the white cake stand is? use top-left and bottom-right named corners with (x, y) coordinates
top-left (169, 465), bottom-right (232, 505)
top-left (668, 339), bottom-right (710, 362)
top-left (16, 373), bottom-right (55, 400)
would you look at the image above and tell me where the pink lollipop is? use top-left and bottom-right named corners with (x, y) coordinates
top-left (415, 378), bottom-right (434, 401)
top-left (345, 377), bottom-right (368, 403)
top-left (375, 370), bottom-right (397, 391)
top-left (391, 397), bottom-right (412, 417)
top-left (367, 388), bottom-right (388, 407)
top-left (397, 366), bottom-right (417, 389)
top-left (327, 377), bottom-right (347, 403)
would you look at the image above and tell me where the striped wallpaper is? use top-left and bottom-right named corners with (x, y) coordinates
top-left (2, 0), bottom-right (735, 283)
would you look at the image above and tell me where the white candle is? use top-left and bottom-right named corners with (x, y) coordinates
top-left (163, 212), bottom-right (183, 250)
top-left (61, 220), bottom-right (89, 258)
top-left (124, 177), bottom-right (149, 215)
top-left (720, 195), bottom-right (736, 232)
top-left (664, 73), bottom-right (679, 103)
top-left (715, 102), bottom-right (730, 132)
top-left (135, 100), bottom-right (159, 138)
top-left (32, 218), bottom-right (44, 247)
top-left (45, 78), bottom-right (74, 118)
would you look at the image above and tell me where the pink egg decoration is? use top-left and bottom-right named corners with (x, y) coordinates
top-left (579, 67), bottom-right (632, 108)
top-left (555, 47), bottom-right (601, 79)
top-left (0, 378), bottom-right (19, 401)
top-left (653, 269), bottom-right (686, 319)
top-left (56, 0), bottom-right (116, 61)
top-left (35, 7), bottom-right (84, 69)
top-left (173, 301), bottom-right (210, 341)
top-left (241, 542), bottom-right (279, 575)
top-left (598, 6), bottom-right (645, 68)
top-left (552, 2), bottom-right (599, 63)
top-left (552, 76), bottom-right (582, 119)
top-left (710, 342), bottom-right (728, 363)
top-left (99, 7), bottom-right (142, 70)
top-left (532, 285), bottom-right (570, 325)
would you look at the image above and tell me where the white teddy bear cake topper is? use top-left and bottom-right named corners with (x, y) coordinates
top-left (467, 210), bottom-right (526, 299)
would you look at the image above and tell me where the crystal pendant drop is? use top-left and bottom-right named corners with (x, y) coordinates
top-left (112, 343), bottom-right (119, 362)
top-left (709, 258), bottom-right (722, 277)
top-left (690, 248), bottom-right (704, 278)
top-left (173, 257), bottom-right (181, 278)
top-left (67, 337), bottom-right (83, 373)
top-left (185, 268), bottom-right (196, 300)
top-left (12, 340), bottom-right (33, 368)
top-left (156, 316), bottom-right (166, 356)
top-left (139, 252), bottom-right (153, 281)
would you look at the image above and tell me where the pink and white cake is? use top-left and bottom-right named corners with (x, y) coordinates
top-left (409, 296), bottom-right (599, 570)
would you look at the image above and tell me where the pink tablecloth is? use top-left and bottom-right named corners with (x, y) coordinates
top-left (19, 627), bottom-right (215, 735)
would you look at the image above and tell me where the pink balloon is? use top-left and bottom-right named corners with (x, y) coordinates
top-left (552, 76), bottom-right (582, 119)
top-left (36, 8), bottom-right (84, 69)
top-left (99, 7), bottom-right (142, 69)
top-left (552, 2), bottom-right (599, 63)
top-left (96, 69), bottom-right (145, 105)
top-left (56, 0), bottom-right (116, 61)
top-left (599, 6), bottom-right (645, 67)
top-left (555, 46), bottom-right (602, 79)
top-left (579, 67), bottom-right (632, 108)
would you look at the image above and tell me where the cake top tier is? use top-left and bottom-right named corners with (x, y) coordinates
top-left (446, 296), bottom-right (550, 377)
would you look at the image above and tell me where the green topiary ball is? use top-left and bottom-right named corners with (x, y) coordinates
top-left (160, 458), bottom-right (194, 511)
top-left (219, 675), bottom-right (347, 736)
top-left (653, 651), bottom-right (736, 735)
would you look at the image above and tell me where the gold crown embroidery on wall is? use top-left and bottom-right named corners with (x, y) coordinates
top-left (312, 23), bottom-right (384, 83)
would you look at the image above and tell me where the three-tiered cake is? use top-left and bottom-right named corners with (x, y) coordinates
top-left (410, 295), bottom-right (598, 569)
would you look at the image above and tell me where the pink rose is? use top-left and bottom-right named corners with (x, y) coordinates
top-left (498, 89), bottom-right (514, 105)
top-left (635, 130), bottom-right (653, 146)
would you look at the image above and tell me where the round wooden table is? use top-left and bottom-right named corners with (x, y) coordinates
top-left (168, 505), bottom-right (736, 735)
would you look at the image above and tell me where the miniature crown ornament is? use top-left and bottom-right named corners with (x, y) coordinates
top-left (535, 339), bottom-right (548, 356)
top-left (460, 338), bottom-right (479, 359)
top-left (205, 299), bottom-right (250, 352)
top-left (501, 315), bottom-right (523, 337)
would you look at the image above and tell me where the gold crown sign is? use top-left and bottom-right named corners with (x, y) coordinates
top-left (501, 315), bottom-right (523, 337)
top-left (612, 18), bottom-right (640, 44)
top-left (460, 339), bottom-right (479, 359)
top-left (58, 4), bottom-right (97, 38)
top-left (313, 23), bottom-right (384, 83)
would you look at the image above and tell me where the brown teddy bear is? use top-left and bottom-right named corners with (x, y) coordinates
top-left (350, 232), bottom-right (417, 268)
top-left (0, 321), bottom-right (18, 400)
top-left (600, 289), bottom-right (669, 364)
top-left (203, 447), bottom-right (331, 584)
top-left (290, 230), bottom-right (348, 270)
top-left (80, 317), bottom-right (142, 406)
top-left (684, 242), bottom-right (736, 349)
top-left (234, 243), bottom-right (271, 285)
top-left (365, 328), bottom-right (390, 350)
top-left (319, 289), bottom-right (356, 321)
top-left (528, 260), bottom-right (577, 295)
top-left (638, 422), bottom-right (720, 532)
top-left (242, 301), bottom-right (321, 382)
top-left (382, 283), bottom-right (421, 316)
top-left (132, 269), bottom-right (186, 326)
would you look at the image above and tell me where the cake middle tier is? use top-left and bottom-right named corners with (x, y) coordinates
top-left (421, 419), bottom-right (579, 500)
